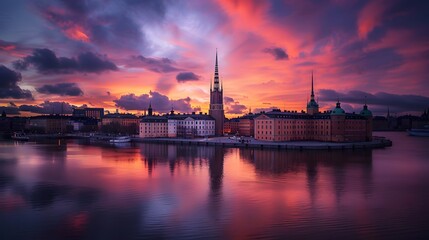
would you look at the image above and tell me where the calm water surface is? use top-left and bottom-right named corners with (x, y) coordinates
top-left (0, 132), bottom-right (428, 239)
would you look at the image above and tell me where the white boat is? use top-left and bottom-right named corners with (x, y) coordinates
top-left (407, 129), bottom-right (429, 137)
top-left (12, 132), bottom-right (30, 141)
top-left (407, 128), bottom-right (429, 137)
top-left (109, 136), bottom-right (131, 143)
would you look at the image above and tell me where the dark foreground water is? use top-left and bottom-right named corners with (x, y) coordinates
top-left (0, 132), bottom-right (428, 239)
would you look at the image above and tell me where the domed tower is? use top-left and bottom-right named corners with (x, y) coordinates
top-left (330, 100), bottom-right (346, 142)
top-left (331, 101), bottom-right (345, 115)
top-left (306, 72), bottom-right (319, 115)
top-left (209, 50), bottom-right (225, 136)
top-left (360, 102), bottom-right (373, 141)
top-left (359, 103), bottom-right (372, 117)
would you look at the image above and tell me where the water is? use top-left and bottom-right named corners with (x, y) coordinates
top-left (0, 132), bottom-right (428, 239)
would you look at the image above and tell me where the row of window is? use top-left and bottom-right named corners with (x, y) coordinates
top-left (256, 131), bottom-right (330, 135)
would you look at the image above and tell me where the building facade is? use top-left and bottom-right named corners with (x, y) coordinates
top-left (224, 118), bottom-right (239, 135)
top-left (167, 113), bottom-right (215, 138)
top-left (139, 104), bottom-right (168, 138)
top-left (27, 115), bottom-right (70, 134)
top-left (237, 113), bottom-right (259, 137)
top-left (73, 107), bottom-right (104, 119)
top-left (255, 104), bottom-right (372, 142)
top-left (138, 105), bottom-right (215, 138)
top-left (209, 51), bottom-right (225, 136)
top-left (102, 112), bottom-right (139, 134)
top-left (224, 113), bottom-right (259, 137)
top-left (140, 116), bottom-right (168, 138)
top-left (254, 74), bottom-right (372, 142)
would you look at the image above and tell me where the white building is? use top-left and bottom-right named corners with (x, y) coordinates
top-left (139, 112), bottom-right (215, 138)
top-left (167, 113), bottom-right (215, 138)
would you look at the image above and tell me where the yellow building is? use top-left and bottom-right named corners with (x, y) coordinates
top-left (139, 116), bottom-right (168, 138)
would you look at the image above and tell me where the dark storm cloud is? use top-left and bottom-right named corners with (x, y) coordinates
top-left (125, 0), bottom-right (167, 18)
top-left (114, 91), bottom-right (196, 113)
top-left (267, 0), bottom-right (361, 43)
top-left (224, 96), bottom-right (247, 114)
top-left (35, 0), bottom-right (168, 53)
top-left (132, 55), bottom-right (179, 73)
top-left (90, 15), bottom-right (144, 52)
top-left (36, 83), bottom-right (83, 96)
top-left (319, 89), bottom-right (429, 114)
top-left (338, 47), bottom-right (403, 75)
top-left (19, 101), bottom-right (75, 114)
top-left (77, 52), bottom-right (117, 72)
top-left (176, 72), bottom-right (200, 82)
top-left (263, 47), bottom-right (289, 60)
top-left (363, 0), bottom-right (429, 41)
top-left (13, 49), bottom-right (117, 74)
top-left (0, 65), bottom-right (33, 99)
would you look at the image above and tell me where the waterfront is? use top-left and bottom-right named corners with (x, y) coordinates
top-left (0, 132), bottom-right (428, 239)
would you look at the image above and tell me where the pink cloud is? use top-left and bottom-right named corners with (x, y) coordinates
top-left (357, 0), bottom-right (390, 39)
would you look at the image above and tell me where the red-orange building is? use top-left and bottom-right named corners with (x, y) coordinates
top-left (254, 74), bottom-right (372, 142)
top-left (255, 103), bottom-right (372, 142)
top-left (224, 113), bottom-right (260, 137)
top-left (237, 113), bottom-right (259, 137)
top-left (224, 118), bottom-right (239, 135)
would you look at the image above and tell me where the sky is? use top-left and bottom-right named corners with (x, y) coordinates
top-left (0, 0), bottom-right (428, 118)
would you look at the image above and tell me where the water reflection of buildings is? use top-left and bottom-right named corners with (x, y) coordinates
top-left (139, 144), bottom-right (225, 194)
top-left (239, 149), bottom-right (373, 203)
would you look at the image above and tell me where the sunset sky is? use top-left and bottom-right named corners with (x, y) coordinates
top-left (0, 0), bottom-right (428, 117)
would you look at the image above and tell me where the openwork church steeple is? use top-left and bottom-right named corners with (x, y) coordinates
top-left (212, 49), bottom-right (221, 91)
top-left (209, 49), bottom-right (224, 136)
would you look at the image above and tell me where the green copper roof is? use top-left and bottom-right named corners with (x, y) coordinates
top-left (307, 99), bottom-right (319, 108)
top-left (331, 101), bottom-right (345, 115)
top-left (360, 104), bottom-right (372, 116)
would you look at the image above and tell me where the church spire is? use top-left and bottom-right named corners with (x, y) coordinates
top-left (213, 49), bottom-right (220, 91)
top-left (306, 71), bottom-right (319, 115)
top-left (148, 102), bottom-right (153, 116)
top-left (311, 70), bottom-right (315, 100)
